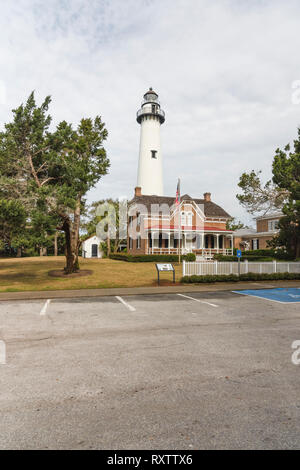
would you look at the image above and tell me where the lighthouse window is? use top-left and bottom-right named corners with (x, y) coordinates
top-left (151, 150), bottom-right (157, 159)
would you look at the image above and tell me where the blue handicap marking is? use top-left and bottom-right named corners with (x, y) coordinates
top-left (232, 288), bottom-right (300, 303)
top-left (236, 250), bottom-right (242, 258)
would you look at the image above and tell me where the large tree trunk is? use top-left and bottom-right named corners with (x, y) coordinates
top-left (107, 231), bottom-right (111, 257)
top-left (296, 236), bottom-right (300, 259)
top-left (54, 232), bottom-right (58, 257)
top-left (63, 197), bottom-right (81, 274)
top-left (39, 246), bottom-right (47, 256)
top-left (114, 233), bottom-right (120, 253)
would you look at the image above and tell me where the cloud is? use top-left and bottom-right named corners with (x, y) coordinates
top-left (0, 0), bottom-right (300, 224)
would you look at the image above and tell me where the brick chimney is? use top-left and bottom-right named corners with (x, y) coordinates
top-left (135, 186), bottom-right (142, 197)
top-left (203, 192), bottom-right (211, 202)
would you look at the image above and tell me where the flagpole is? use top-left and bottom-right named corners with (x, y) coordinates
top-left (178, 221), bottom-right (181, 264)
top-left (177, 178), bottom-right (181, 264)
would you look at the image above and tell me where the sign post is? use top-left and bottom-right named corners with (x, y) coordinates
top-left (236, 249), bottom-right (242, 276)
top-left (155, 263), bottom-right (175, 286)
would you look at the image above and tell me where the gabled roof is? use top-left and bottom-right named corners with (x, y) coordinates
top-left (255, 212), bottom-right (283, 220)
top-left (145, 223), bottom-right (232, 232)
top-left (129, 194), bottom-right (231, 218)
top-left (81, 233), bottom-right (99, 242)
top-left (233, 228), bottom-right (256, 236)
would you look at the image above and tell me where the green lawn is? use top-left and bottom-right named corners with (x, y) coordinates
top-left (0, 256), bottom-right (183, 292)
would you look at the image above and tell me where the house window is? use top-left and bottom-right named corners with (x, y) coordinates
top-left (151, 150), bottom-right (157, 159)
top-left (268, 220), bottom-right (279, 231)
top-left (129, 237), bottom-right (133, 249)
top-left (128, 216), bottom-right (133, 227)
top-left (159, 233), bottom-right (163, 248)
top-left (205, 235), bottom-right (209, 248)
top-left (181, 211), bottom-right (186, 225)
top-left (252, 239), bottom-right (259, 250)
top-left (148, 233), bottom-right (152, 249)
top-left (136, 212), bottom-right (141, 227)
top-left (219, 236), bottom-right (223, 249)
top-left (187, 212), bottom-right (192, 226)
top-left (137, 234), bottom-right (141, 249)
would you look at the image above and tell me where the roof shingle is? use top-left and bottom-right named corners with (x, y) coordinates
top-left (129, 194), bottom-right (231, 218)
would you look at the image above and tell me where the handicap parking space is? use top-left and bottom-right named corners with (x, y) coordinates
top-left (233, 287), bottom-right (300, 304)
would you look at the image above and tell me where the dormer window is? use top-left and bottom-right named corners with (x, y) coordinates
top-left (151, 150), bottom-right (157, 159)
top-left (181, 211), bottom-right (186, 225)
top-left (181, 211), bottom-right (192, 226)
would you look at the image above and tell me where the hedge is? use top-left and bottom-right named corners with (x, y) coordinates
top-left (181, 272), bottom-right (300, 283)
top-left (109, 252), bottom-right (196, 263)
top-left (214, 248), bottom-right (294, 262)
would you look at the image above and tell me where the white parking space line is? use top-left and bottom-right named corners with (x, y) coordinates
top-left (40, 299), bottom-right (51, 316)
top-left (115, 296), bottom-right (136, 312)
top-left (177, 293), bottom-right (218, 308)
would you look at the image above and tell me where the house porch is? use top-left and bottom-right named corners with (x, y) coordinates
top-left (146, 231), bottom-right (234, 256)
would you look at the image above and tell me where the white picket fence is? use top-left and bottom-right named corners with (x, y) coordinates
top-left (182, 260), bottom-right (300, 276)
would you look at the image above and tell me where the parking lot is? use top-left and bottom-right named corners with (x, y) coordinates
top-left (0, 288), bottom-right (300, 449)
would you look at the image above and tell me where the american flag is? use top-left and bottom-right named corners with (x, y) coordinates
top-left (175, 178), bottom-right (180, 206)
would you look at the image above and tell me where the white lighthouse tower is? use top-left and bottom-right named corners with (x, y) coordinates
top-left (136, 88), bottom-right (165, 196)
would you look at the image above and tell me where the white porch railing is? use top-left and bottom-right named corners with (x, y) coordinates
top-left (197, 248), bottom-right (232, 259)
top-left (148, 248), bottom-right (233, 256)
top-left (148, 248), bottom-right (179, 255)
top-left (183, 260), bottom-right (300, 276)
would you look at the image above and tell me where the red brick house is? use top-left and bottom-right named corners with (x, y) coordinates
top-left (234, 212), bottom-right (282, 250)
top-left (127, 187), bottom-right (234, 257)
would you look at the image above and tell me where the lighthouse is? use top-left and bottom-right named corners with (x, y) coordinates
top-left (136, 88), bottom-right (165, 196)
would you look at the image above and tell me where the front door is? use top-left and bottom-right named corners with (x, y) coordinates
top-left (91, 244), bottom-right (98, 258)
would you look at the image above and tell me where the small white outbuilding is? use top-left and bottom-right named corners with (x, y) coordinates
top-left (81, 235), bottom-right (103, 259)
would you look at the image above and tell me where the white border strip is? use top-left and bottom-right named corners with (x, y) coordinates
top-left (177, 293), bottom-right (218, 308)
top-left (115, 296), bottom-right (136, 312)
top-left (40, 299), bottom-right (51, 315)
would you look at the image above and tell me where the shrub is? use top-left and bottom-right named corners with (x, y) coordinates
top-left (184, 253), bottom-right (196, 262)
top-left (109, 253), bottom-right (195, 263)
top-left (214, 248), bottom-right (295, 262)
top-left (181, 272), bottom-right (300, 283)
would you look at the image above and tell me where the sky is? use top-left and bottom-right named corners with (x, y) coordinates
top-left (0, 0), bottom-right (300, 227)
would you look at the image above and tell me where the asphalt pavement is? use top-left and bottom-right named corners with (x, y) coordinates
top-left (0, 289), bottom-right (300, 449)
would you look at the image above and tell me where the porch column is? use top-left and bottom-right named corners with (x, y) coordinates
top-left (216, 234), bottom-right (220, 253)
top-left (231, 234), bottom-right (234, 254)
top-left (168, 232), bottom-right (170, 254)
top-left (201, 233), bottom-right (204, 249)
